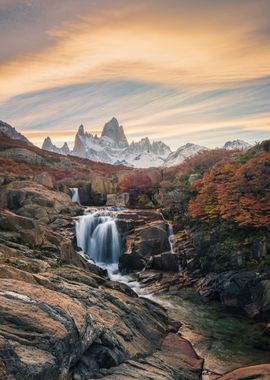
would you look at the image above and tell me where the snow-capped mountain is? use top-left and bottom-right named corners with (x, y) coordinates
top-left (42, 136), bottom-right (70, 155)
top-left (41, 117), bottom-right (251, 168)
top-left (163, 143), bottom-right (206, 167)
top-left (0, 120), bottom-right (33, 146)
top-left (223, 140), bottom-right (251, 150)
top-left (69, 117), bottom-right (172, 168)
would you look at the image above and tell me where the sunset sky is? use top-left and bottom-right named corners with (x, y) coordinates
top-left (0, 0), bottom-right (270, 149)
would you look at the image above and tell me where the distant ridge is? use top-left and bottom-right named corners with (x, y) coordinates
top-left (0, 120), bottom-right (33, 146)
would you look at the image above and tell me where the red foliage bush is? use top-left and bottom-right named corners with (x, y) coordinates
top-left (118, 171), bottom-right (153, 192)
top-left (189, 153), bottom-right (270, 228)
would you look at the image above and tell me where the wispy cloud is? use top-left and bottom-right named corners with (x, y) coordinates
top-left (1, 79), bottom-right (269, 149)
top-left (0, 0), bottom-right (269, 147)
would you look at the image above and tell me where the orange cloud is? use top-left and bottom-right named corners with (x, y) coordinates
top-left (1, 1), bottom-right (270, 101)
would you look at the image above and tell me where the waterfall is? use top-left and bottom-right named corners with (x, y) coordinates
top-left (160, 213), bottom-right (176, 254)
top-left (70, 188), bottom-right (80, 204)
top-left (168, 222), bottom-right (176, 254)
top-left (75, 211), bottom-right (121, 264)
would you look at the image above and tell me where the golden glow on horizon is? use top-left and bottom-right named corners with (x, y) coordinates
top-left (23, 113), bottom-right (270, 148)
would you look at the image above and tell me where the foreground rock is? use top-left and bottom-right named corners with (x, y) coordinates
top-left (219, 364), bottom-right (270, 380)
top-left (0, 187), bottom-right (203, 379)
top-left (0, 266), bottom-right (169, 380)
top-left (100, 333), bottom-right (203, 379)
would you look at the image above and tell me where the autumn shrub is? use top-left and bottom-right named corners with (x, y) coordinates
top-left (189, 152), bottom-right (270, 229)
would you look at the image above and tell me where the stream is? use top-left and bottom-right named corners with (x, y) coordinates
top-left (74, 203), bottom-right (270, 377)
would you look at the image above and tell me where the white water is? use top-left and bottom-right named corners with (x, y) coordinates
top-left (70, 188), bottom-right (80, 204)
top-left (75, 209), bottom-right (178, 293)
top-left (160, 213), bottom-right (176, 254)
top-left (75, 211), bottom-right (121, 264)
top-left (168, 223), bottom-right (176, 254)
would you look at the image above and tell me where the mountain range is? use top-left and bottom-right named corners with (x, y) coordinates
top-left (1, 118), bottom-right (252, 168)
top-left (42, 117), bottom-right (252, 167)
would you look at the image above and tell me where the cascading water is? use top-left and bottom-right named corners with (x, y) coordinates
top-left (167, 222), bottom-right (176, 254)
top-left (75, 211), bottom-right (121, 264)
top-left (75, 209), bottom-right (140, 290)
top-left (160, 212), bottom-right (176, 254)
top-left (70, 187), bottom-right (80, 204)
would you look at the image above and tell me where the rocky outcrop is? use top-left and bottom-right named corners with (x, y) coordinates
top-left (0, 200), bottom-right (204, 380)
top-left (0, 180), bottom-right (79, 224)
top-left (0, 120), bottom-right (33, 146)
top-left (120, 222), bottom-right (170, 273)
top-left (219, 364), bottom-right (270, 380)
top-left (124, 221), bottom-right (169, 257)
top-left (196, 271), bottom-right (270, 321)
top-left (0, 266), bottom-right (169, 380)
top-left (99, 333), bottom-right (203, 379)
top-left (77, 178), bottom-right (117, 206)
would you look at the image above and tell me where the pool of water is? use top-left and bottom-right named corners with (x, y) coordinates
top-left (151, 288), bottom-right (270, 375)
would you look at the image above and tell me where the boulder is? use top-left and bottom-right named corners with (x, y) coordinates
top-left (125, 221), bottom-right (170, 258)
top-left (119, 252), bottom-right (146, 274)
top-left (78, 182), bottom-right (107, 206)
top-left (195, 271), bottom-right (270, 319)
top-left (150, 252), bottom-right (179, 272)
top-left (78, 183), bottom-right (92, 205)
top-left (0, 180), bottom-right (79, 223)
top-left (196, 271), bottom-right (258, 304)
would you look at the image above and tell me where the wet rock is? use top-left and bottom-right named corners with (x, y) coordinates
top-left (137, 270), bottom-right (183, 295)
top-left (99, 333), bottom-right (203, 379)
top-left (195, 270), bottom-right (270, 321)
top-left (138, 271), bottom-right (163, 285)
top-left (119, 252), bottom-right (146, 273)
top-left (252, 279), bottom-right (270, 320)
top-left (196, 271), bottom-right (258, 306)
top-left (150, 252), bottom-right (179, 272)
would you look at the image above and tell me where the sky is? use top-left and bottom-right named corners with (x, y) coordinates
top-left (0, 0), bottom-right (270, 150)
